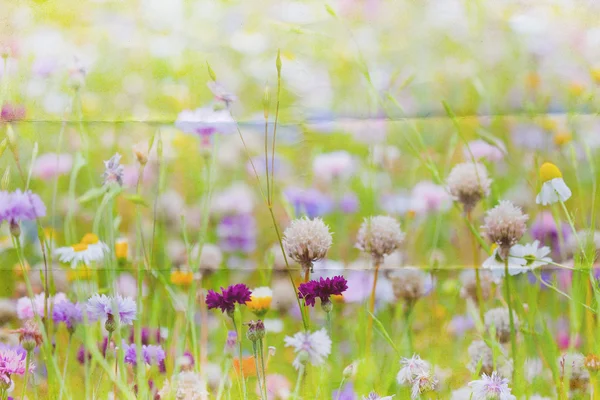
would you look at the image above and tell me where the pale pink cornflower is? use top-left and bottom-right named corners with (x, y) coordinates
top-left (464, 139), bottom-right (506, 163)
top-left (468, 371), bottom-right (516, 400)
top-left (31, 153), bottom-right (73, 180)
top-left (409, 181), bottom-right (451, 215)
top-left (16, 292), bottom-right (67, 320)
top-left (260, 374), bottom-right (291, 399)
top-left (0, 344), bottom-right (34, 386)
top-left (410, 370), bottom-right (438, 399)
top-left (312, 151), bottom-right (355, 182)
top-left (284, 328), bottom-right (331, 370)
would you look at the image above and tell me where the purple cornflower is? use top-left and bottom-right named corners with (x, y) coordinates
top-left (206, 284), bottom-right (252, 314)
top-left (0, 103), bottom-right (26, 122)
top-left (0, 344), bottom-right (33, 386)
top-left (298, 276), bottom-right (348, 307)
top-left (0, 190), bottom-right (46, 226)
top-left (52, 300), bottom-right (83, 332)
top-left (225, 330), bottom-right (237, 354)
top-left (102, 153), bottom-right (124, 186)
top-left (333, 382), bottom-right (357, 400)
top-left (531, 211), bottom-right (570, 258)
top-left (339, 192), bottom-right (359, 214)
top-left (122, 342), bottom-right (166, 369)
top-left (283, 187), bottom-right (334, 218)
top-left (217, 213), bottom-right (256, 253)
top-left (86, 294), bottom-right (137, 326)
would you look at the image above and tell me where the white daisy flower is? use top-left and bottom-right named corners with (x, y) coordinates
top-left (468, 371), bottom-right (516, 400)
top-left (284, 328), bottom-right (331, 370)
top-left (535, 163), bottom-right (572, 205)
top-left (482, 247), bottom-right (527, 278)
top-left (510, 240), bottom-right (552, 271)
top-left (54, 233), bottom-right (109, 268)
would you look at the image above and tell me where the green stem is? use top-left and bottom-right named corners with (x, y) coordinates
top-left (21, 351), bottom-right (30, 400)
top-left (216, 359), bottom-right (231, 400)
top-left (504, 256), bottom-right (517, 384)
top-left (258, 339), bottom-right (268, 400)
top-left (232, 314), bottom-right (247, 399)
top-left (252, 341), bottom-right (264, 400)
top-left (292, 365), bottom-right (304, 400)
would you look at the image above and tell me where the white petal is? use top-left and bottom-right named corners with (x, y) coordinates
top-left (551, 178), bottom-right (572, 202)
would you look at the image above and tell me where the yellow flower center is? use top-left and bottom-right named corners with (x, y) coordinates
top-left (71, 243), bottom-right (89, 252)
top-left (115, 241), bottom-right (129, 259)
top-left (80, 233), bottom-right (99, 245)
top-left (489, 243), bottom-right (498, 255)
top-left (553, 132), bottom-right (572, 146)
top-left (540, 162), bottom-right (562, 183)
top-left (246, 296), bottom-right (272, 312)
top-left (591, 68), bottom-right (600, 84)
top-left (170, 271), bottom-right (194, 286)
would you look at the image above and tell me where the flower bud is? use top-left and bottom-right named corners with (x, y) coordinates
top-left (9, 221), bottom-right (20, 237)
top-left (105, 314), bottom-right (117, 333)
top-left (246, 320), bottom-right (265, 342)
top-left (321, 299), bottom-right (333, 313)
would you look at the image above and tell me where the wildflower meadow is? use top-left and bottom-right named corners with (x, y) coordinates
top-left (2, 0), bottom-right (600, 399)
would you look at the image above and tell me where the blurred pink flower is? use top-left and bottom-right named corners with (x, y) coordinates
top-left (32, 153), bottom-right (73, 180)
top-left (463, 140), bottom-right (505, 162)
top-left (410, 181), bottom-right (452, 215)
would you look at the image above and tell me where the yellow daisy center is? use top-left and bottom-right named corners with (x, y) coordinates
top-left (72, 243), bottom-right (89, 252)
top-left (170, 271), bottom-right (194, 286)
top-left (540, 162), bottom-right (562, 183)
top-left (489, 243), bottom-right (498, 255)
top-left (246, 295), bottom-right (272, 312)
top-left (80, 233), bottom-right (99, 245)
top-left (553, 132), bottom-right (572, 146)
top-left (115, 241), bottom-right (128, 259)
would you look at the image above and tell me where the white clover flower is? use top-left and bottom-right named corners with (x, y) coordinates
top-left (468, 371), bottom-right (516, 400)
top-left (282, 217), bottom-right (333, 271)
top-left (356, 216), bottom-right (405, 264)
top-left (447, 162), bottom-right (492, 213)
top-left (284, 328), bottom-right (331, 370)
top-left (536, 162), bottom-right (572, 205)
top-left (482, 201), bottom-right (529, 258)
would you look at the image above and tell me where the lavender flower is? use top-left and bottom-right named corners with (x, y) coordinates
top-left (283, 187), bottom-right (333, 218)
top-left (333, 382), bottom-right (357, 400)
top-left (0, 103), bottom-right (25, 122)
top-left (284, 328), bottom-right (332, 370)
top-left (123, 342), bottom-right (166, 368)
top-left (52, 300), bottom-right (84, 332)
top-left (531, 211), bottom-right (570, 258)
top-left (297, 276), bottom-right (348, 308)
top-left (217, 213), bottom-right (257, 253)
top-left (86, 294), bottom-right (137, 327)
top-left (103, 153), bottom-right (124, 186)
top-left (206, 284), bottom-right (252, 314)
top-left (0, 190), bottom-right (46, 227)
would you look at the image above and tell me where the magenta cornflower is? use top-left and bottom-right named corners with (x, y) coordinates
top-left (298, 275), bottom-right (348, 307)
top-left (206, 284), bottom-right (252, 314)
top-left (0, 189), bottom-right (46, 226)
top-left (0, 344), bottom-right (34, 387)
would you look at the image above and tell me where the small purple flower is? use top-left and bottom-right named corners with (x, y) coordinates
top-left (0, 190), bottom-right (46, 225)
top-left (123, 342), bottom-right (166, 369)
top-left (283, 187), bottom-right (333, 218)
top-left (206, 284), bottom-right (252, 314)
top-left (52, 300), bottom-right (83, 331)
top-left (217, 213), bottom-right (257, 253)
top-left (225, 330), bottom-right (237, 353)
top-left (298, 276), bottom-right (348, 307)
top-left (103, 153), bottom-right (124, 186)
top-left (339, 192), bottom-right (359, 214)
top-left (531, 211), bottom-right (570, 258)
top-left (333, 382), bottom-right (357, 400)
top-left (86, 294), bottom-right (137, 325)
top-left (0, 103), bottom-right (26, 122)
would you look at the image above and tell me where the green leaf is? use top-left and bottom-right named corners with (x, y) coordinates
top-left (325, 4), bottom-right (337, 17)
top-left (367, 311), bottom-right (400, 355)
top-left (78, 187), bottom-right (107, 203)
top-left (123, 194), bottom-right (149, 207)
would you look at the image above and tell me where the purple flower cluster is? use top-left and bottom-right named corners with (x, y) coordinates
top-left (52, 300), bottom-right (84, 331)
top-left (122, 341), bottom-right (166, 371)
top-left (298, 276), bottom-right (348, 307)
top-left (206, 284), bottom-right (252, 314)
top-left (217, 213), bottom-right (257, 253)
top-left (284, 187), bottom-right (359, 218)
top-left (0, 190), bottom-right (46, 225)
